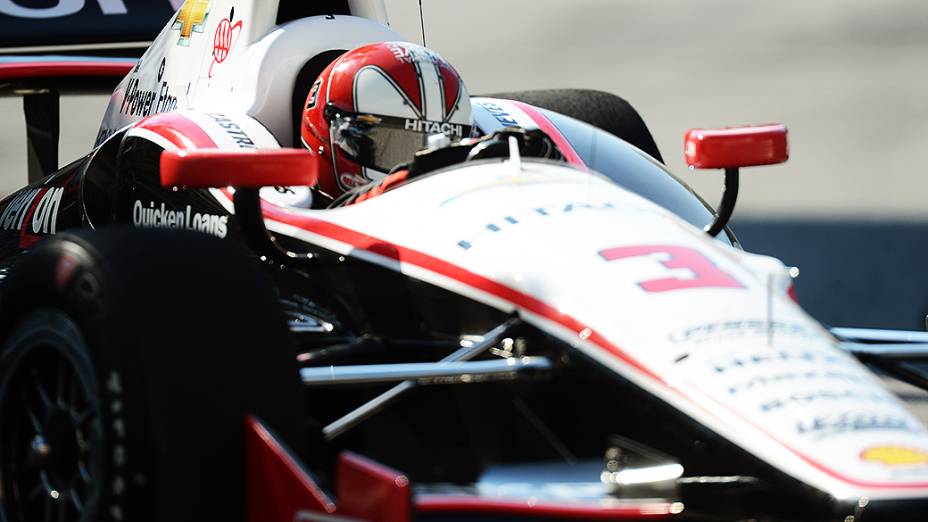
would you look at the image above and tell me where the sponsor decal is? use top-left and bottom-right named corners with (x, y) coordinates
top-left (861, 446), bottom-right (928, 466)
top-left (476, 100), bottom-right (520, 128)
top-left (796, 412), bottom-right (915, 438)
top-left (457, 201), bottom-right (618, 250)
top-left (132, 200), bottom-right (228, 238)
top-left (120, 75), bottom-right (178, 117)
top-left (711, 348), bottom-right (843, 374)
top-left (172, 0), bottom-right (209, 46)
top-left (726, 370), bottom-right (870, 395)
top-left (0, 0), bottom-right (145, 19)
top-left (760, 389), bottom-right (892, 412)
top-left (206, 113), bottom-right (256, 148)
top-left (209, 7), bottom-right (243, 78)
top-left (404, 119), bottom-right (465, 137)
top-left (0, 188), bottom-right (42, 232)
top-left (306, 79), bottom-right (322, 110)
top-left (671, 320), bottom-right (818, 344)
top-left (0, 186), bottom-right (64, 248)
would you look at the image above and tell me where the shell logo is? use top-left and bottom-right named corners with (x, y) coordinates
top-left (861, 446), bottom-right (928, 466)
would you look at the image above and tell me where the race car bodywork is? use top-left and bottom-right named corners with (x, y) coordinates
top-left (1, 1), bottom-right (928, 521)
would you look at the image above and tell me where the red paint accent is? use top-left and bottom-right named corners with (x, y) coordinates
top-left (416, 497), bottom-right (679, 519)
top-left (787, 284), bottom-right (798, 303)
top-left (599, 245), bottom-right (743, 292)
top-left (18, 187), bottom-right (48, 249)
top-left (210, 18), bottom-right (243, 78)
top-left (684, 124), bottom-right (788, 169)
top-left (160, 149), bottom-right (318, 189)
top-left (135, 112), bottom-right (218, 151)
top-left (228, 196), bottom-right (928, 492)
top-left (438, 61), bottom-right (461, 117)
top-left (245, 416), bottom-right (337, 522)
top-left (337, 452), bottom-right (411, 522)
top-left (0, 60), bottom-right (135, 81)
top-left (508, 100), bottom-right (586, 167)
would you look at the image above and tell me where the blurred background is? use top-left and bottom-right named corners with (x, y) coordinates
top-left (1, 0), bottom-right (926, 328)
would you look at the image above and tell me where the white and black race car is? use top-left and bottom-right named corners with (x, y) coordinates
top-left (0, 1), bottom-right (926, 521)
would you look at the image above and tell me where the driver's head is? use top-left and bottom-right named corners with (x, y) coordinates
top-left (301, 42), bottom-right (472, 200)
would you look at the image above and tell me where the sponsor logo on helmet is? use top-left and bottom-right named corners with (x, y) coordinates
top-left (306, 79), bottom-right (322, 110)
top-left (861, 446), bottom-right (928, 466)
top-left (404, 119), bottom-right (465, 137)
top-left (386, 42), bottom-right (442, 65)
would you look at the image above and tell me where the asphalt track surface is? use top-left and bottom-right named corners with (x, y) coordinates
top-left (0, 0), bottom-right (926, 330)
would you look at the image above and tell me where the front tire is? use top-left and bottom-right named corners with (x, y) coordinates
top-left (0, 228), bottom-right (306, 522)
top-left (486, 88), bottom-right (664, 163)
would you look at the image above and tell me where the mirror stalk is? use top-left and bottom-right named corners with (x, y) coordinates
top-left (705, 167), bottom-right (739, 237)
top-left (233, 188), bottom-right (318, 268)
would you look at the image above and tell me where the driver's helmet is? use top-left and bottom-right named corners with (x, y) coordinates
top-left (301, 41), bottom-right (472, 200)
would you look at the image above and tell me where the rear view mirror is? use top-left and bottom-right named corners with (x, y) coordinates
top-left (682, 123), bottom-right (788, 237)
top-left (160, 148), bottom-right (318, 189)
top-left (684, 124), bottom-right (788, 169)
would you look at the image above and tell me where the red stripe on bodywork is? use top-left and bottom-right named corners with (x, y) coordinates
top-left (509, 100), bottom-right (586, 167)
top-left (256, 202), bottom-right (665, 385)
top-left (0, 60), bottom-right (135, 81)
top-left (416, 496), bottom-right (679, 519)
top-left (135, 112), bottom-right (218, 150)
top-left (233, 193), bottom-right (928, 492)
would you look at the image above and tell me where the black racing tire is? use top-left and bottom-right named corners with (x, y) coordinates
top-left (0, 228), bottom-right (306, 522)
top-left (485, 89), bottom-right (664, 163)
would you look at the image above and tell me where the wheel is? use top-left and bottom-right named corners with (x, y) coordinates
top-left (0, 228), bottom-right (306, 522)
top-left (485, 89), bottom-right (664, 163)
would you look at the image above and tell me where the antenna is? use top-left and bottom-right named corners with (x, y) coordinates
top-left (418, 0), bottom-right (427, 46)
top-left (508, 136), bottom-right (522, 174)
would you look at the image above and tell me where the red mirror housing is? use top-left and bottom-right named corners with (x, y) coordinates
top-left (160, 148), bottom-right (318, 188)
top-left (684, 124), bottom-right (788, 169)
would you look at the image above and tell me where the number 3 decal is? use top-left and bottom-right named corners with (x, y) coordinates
top-left (599, 245), bottom-right (743, 292)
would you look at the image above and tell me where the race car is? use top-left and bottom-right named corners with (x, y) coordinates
top-left (1, 1), bottom-right (928, 521)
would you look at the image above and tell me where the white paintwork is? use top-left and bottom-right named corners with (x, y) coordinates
top-left (97, 0), bottom-right (404, 147)
top-left (354, 65), bottom-right (420, 118)
top-left (347, 0), bottom-right (388, 24)
top-left (257, 160), bottom-right (928, 500)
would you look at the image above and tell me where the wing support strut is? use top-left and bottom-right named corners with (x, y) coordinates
top-left (23, 89), bottom-right (59, 184)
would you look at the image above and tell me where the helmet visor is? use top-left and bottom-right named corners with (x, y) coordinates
top-left (327, 105), bottom-right (471, 173)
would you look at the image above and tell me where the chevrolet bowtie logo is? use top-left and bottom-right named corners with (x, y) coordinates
top-left (172, 0), bottom-right (210, 46)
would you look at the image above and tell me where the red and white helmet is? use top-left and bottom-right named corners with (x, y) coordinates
top-left (301, 41), bottom-right (472, 199)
